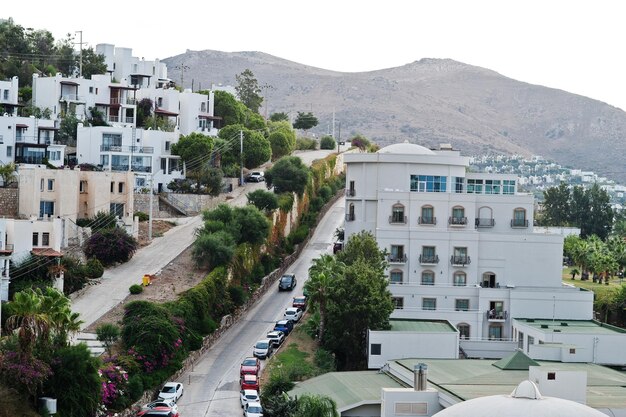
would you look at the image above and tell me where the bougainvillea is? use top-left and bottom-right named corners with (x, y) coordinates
top-left (98, 360), bottom-right (129, 409)
top-left (0, 351), bottom-right (52, 397)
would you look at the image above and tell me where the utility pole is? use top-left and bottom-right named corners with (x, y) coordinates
top-left (240, 130), bottom-right (244, 187)
top-left (332, 109), bottom-right (336, 139)
top-left (148, 174), bottom-right (154, 240)
top-left (175, 62), bottom-right (190, 89)
top-left (75, 31), bottom-right (84, 77)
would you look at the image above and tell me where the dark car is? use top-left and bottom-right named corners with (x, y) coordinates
top-left (274, 319), bottom-right (294, 336)
top-left (278, 274), bottom-right (297, 291)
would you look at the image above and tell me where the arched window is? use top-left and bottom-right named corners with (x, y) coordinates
top-left (511, 208), bottom-right (528, 227)
top-left (457, 323), bottom-right (470, 340)
top-left (453, 271), bottom-right (467, 286)
top-left (347, 203), bottom-right (355, 221)
top-left (420, 205), bottom-right (435, 225)
top-left (421, 270), bottom-right (435, 285)
top-left (450, 206), bottom-right (466, 225)
top-left (390, 203), bottom-right (406, 224)
top-left (389, 269), bottom-right (403, 284)
top-left (476, 206), bottom-right (494, 227)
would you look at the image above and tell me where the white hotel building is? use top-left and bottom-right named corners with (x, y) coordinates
top-left (344, 142), bottom-right (593, 342)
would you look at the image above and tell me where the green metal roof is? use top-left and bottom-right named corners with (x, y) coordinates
top-left (514, 319), bottom-right (626, 334)
top-left (288, 371), bottom-right (405, 411)
top-left (492, 350), bottom-right (540, 370)
top-left (388, 319), bottom-right (457, 333)
top-left (395, 358), bottom-right (626, 408)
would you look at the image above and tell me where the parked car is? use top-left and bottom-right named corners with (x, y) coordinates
top-left (274, 319), bottom-right (294, 336)
top-left (266, 330), bottom-right (285, 347)
top-left (253, 339), bottom-right (273, 359)
top-left (292, 295), bottom-right (307, 311)
top-left (278, 273), bottom-right (297, 291)
top-left (157, 381), bottom-right (184, 402)
top-left (283, 307), bottom-right (303, 323)
top-left (240, 357), bottom-right (261, 375)
top-left (240, 389), bottom-right (260, 408)
top-left (137, 406), bottom-right (179, 417)
top-left (244, 401), bottom-right (264, 417)
top-left (139, 399), bottom-right (178, 415)
top-left (240, 374), bottom-right (260, 391)
top-left (246, 171), bottom-right (265, 182)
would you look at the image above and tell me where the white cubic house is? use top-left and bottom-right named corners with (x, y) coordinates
top-left (0, 114), bottom-right (65, 168)
top-left (344, 142), bottom-right (593, 347)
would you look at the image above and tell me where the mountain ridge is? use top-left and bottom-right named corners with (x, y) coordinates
top-left (164, 51), bottom-right (626, 182)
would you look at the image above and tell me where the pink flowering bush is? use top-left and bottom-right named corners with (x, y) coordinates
top-left (0, 350), bottom-right (52, 398)
top-left (99, 360), bottom-right (129, 410)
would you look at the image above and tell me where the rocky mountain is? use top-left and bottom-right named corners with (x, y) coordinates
top-left (164, 50), bottom-right (626, 183)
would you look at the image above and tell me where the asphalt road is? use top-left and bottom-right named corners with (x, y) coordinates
top-left (176, 197), bottom-right (346, 417)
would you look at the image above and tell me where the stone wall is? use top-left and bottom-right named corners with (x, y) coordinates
top-left (0, 188), bottom-right (18, 217)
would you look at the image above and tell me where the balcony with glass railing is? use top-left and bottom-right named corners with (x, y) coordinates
top-left (100, 145), bottom-right (154, 154)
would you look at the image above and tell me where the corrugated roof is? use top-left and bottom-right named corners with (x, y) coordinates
top-left (288, 371), bottom-right (405, 411)
top-left (389, 319), bottom-right (457, 333)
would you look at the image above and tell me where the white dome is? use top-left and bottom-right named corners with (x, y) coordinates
top-left (377, 140), bottom-right (435, 155)
top-left (433, 381), bottom-right (606, 417)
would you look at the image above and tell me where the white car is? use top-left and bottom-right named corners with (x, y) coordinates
top-left (244, 401), bottom-right (264, 417)
top-left (253, 339), bottom-right (273, 359)
top-left (141, 399), bottom-right (178, 413)
top-left (266, 330), bottom-right (285, 347)
top-left (283, 307), bottom-right (303, 323)
top-left (157, 381), bottom-right (184, 402)
top-left (240, 389), bottom-right (260, 408)
top-left (246, 171), bottom-right (265, 182)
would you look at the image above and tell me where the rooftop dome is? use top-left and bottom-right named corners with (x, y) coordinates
top-left (433, 380), bottom-right (606, 417)
top-left (377, 140), bottom-right (436, 155)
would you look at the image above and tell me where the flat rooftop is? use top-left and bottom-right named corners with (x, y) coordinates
top-left (389, 319), bottom-right (457, 333)
top-left (394, 358), bottom-right (626, 409)
top-left (514, 319), bottom-right (626, 335)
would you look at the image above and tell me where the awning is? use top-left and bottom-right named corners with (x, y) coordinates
top-left (38, 126), bottom-right (58, 130)
top-left (155, 108), bottom-right (179, 116)
top-left (109, 85), bottom-right (137, 90)
top-left (60, 81), bottom-right (79, 86)
top-left (16, 123), bottom-right (28, 129)
top-left (199, 113), bottom-right (222, 121)
top-left (31, 248), bottom-right (63, 257)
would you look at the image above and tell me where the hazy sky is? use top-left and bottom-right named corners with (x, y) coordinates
top-left (8, 0), bottom-right (626, 109)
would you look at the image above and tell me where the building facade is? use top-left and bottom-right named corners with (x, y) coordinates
top-left (344, 142), bottom-right (593, 341)
top-left (0, 115), bottom-right (65, 167)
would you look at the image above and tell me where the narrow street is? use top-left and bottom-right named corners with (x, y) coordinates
top-left (176, 198), bottom-right (345, 417)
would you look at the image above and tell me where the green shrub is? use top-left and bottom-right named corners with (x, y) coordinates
top-left (320, 135), bottom-right (336, 150)
top-left (126, 374), bottom-right (144, 402)
top-left (288, 224), bottom-right (309, 246)
top-left (84, 258), bottom-right (104, 278)
top-left (295, 137), bottom-right (317, 150)
top-left (96, 323), bottom-right (120, 355)
top-left (277, 193), bottom-right (294, 212)
top-left (314, 348), bottom-right (336, 373)
top-left (228, 285), bottom-right (246, 306)
top-left (247, 189), bottom-right (279, 212)
top-left (192, 230), bottom-right (236, 268)
top-left (129, 284), bottom-right (143, 294)
top-left (318, 185), bottom-right (332, 202)
top-left (309, 196), bottom-right (324, 212)
top-left (134, 211), bottom-right (149, 222)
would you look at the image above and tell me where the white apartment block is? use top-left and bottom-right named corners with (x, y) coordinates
top-left (76, 124), bottom-right (183, 191)
top-left (344, 142), bottom-right (593, 341)
top-left (0, 115), bottom-right (65, 168)
top-left (0, 76), bottom-right (20, 116)
top-left (32, 73), bottom-right (138, 128)
top-left (96, 44), bottom-right (169, 89)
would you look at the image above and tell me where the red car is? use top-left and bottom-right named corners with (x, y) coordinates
top-left (137, 406), bottom-right (179, 417)
top-left (240, 357), bottom-right (261, 376)
top-left (292, 295), bottom-right (307, 311)
top-left (240, 374), bottom-right (260, 391)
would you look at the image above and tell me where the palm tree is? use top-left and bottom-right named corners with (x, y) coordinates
top-left (38, 287), bottom-right (83, 346)
top-left (296, 394), bottom-right (339, 417)
top-left (305, 254), bottom-right (344, 342)
top-left (5, 290), bottom-right (50, 358)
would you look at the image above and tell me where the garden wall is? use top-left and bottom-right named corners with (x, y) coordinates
top-left (0, 187), bottom-right (18, 217)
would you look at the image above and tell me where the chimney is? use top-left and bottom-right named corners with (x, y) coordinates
top-left (414, 363), bottom-right (428, 391)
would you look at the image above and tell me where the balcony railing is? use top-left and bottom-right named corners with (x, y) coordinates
top-left (59, 94), bottom-right (84, 102)
top-left (100, 145), bottom-right (154, 154)
top-left (476, 218), bottom-right (495, 228)
top-left (108, 116), bottom-right (120, 123)
top-left (346, 189), bottom-right (356, 197)
top-left (449, 216), bottom-right (468, 226)
top-left (487, 310), bottom-right (508, 321)
top-left (131, 165), bottom-right (152, 172)
top-left (125, 117), bottom-right (135, 123)
top-left (419, 254), bottom-right (439, 264)
top-left (15, 156), bottom-right (45, 164)
top-left (418, 216), bottom-right (437, 225)
top-left (510, 219), bottom-right (529, 228)
top-left (0, 243), bottom-right (14, 253)
top-left (387, 254), bottom-right (407, 263)
top-left (110, 97), bottom-right (137, 105)
top-left (389, 215), bottom-right (407, 224)
top-left (345, 213), bottom-right (355, 222)
top-left (111, 164), bottom-right (129, 171)
top-left (451, 255), bottom-right (471, 266)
